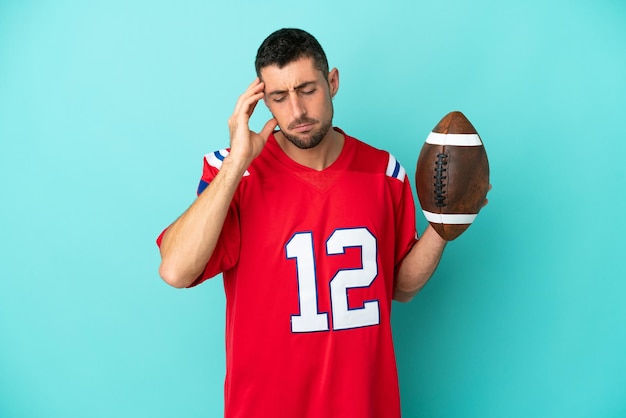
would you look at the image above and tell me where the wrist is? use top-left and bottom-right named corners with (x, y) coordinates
top-left (221, 152), bottom-right (252, 178)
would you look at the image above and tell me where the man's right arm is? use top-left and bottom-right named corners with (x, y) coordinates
top-left (158, 156), bottom-right (249, 288)
top-left (158, 78), bottom-right (277, 288)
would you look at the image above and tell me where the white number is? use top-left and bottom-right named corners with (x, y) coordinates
top-left (286, 232), bottom-right (330, 333)
top-left (328, 228), bottom-right (380, 330)
top-left (286, 228), bottom-right (380, 333)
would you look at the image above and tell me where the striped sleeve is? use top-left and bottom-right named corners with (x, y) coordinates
top-left (197, 149), bottom-right (250, 195)
top-left (385, 153), bottom-right (407, 182)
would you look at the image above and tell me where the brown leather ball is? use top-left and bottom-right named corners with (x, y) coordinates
top-left (415, 111), bottom-right (490, 241)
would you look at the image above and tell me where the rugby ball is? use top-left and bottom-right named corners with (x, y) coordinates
top-left (415, 111), bottom-right (490, 241)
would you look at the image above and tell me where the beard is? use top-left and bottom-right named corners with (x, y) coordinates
top-left (282, 100), bottom-right (334, 149)
top-left (283, 118), bottom-right (333, 150)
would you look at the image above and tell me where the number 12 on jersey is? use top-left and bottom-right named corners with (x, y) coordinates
top-left (286, 227), bottom-right (381, 333)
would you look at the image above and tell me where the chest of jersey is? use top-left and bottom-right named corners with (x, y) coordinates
top-left (233, 152), bottom-right (399, 332)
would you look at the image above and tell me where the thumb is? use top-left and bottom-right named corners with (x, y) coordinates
top-left (260, 118), bottom-right (278, 140)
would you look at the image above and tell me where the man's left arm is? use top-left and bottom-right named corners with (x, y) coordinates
top-left (393, 225), bottom-right (447, 302)
top-left (394, 184), bottom-right (491, 302)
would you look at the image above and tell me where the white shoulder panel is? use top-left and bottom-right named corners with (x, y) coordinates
top-left (385, 153), bottom-right (406, 182)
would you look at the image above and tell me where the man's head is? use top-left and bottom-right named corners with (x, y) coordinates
top-left (255, 29), bottom-right (338, 150)
top-left (255, 28), bottom-right (329, 81)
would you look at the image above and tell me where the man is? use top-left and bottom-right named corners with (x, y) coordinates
top-left (157, 28), bottom-right (448, 418)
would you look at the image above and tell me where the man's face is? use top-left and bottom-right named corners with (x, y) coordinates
top-left (261, 57), bottom-right (338, 149)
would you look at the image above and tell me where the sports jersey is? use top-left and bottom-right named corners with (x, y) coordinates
top-left (158, 128), bottom-right (418, 418)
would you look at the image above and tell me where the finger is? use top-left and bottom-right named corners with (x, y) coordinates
top-left (259, 118), bottom-right (278, 140)
top-left (233, 87), bottom-right (263, 119)
top-left (248, 89), bottom-right (268, 115)
top-left (231, 92), bottom-right (264, 133)
top-left (236, 91), bottom-right (264, 123)
top-left (234, 79), bottom-right (263, 115)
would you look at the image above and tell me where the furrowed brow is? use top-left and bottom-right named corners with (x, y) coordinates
top-left (267, 81), bottom-right (317, 97)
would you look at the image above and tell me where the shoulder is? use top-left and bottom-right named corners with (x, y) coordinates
top-left (344, 132), bottom-right (407, 183)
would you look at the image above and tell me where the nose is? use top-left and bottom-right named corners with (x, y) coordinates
top-left (288, 94), bottom-right (306, 119)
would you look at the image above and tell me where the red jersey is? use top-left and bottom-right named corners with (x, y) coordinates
top-left (158, 128), bottom-right (418, 418)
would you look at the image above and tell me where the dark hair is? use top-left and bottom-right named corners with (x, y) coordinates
top-left (255, 28), bottom-right (329, 80)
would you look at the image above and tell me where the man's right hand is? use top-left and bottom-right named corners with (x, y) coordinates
top-left (227, 78), bottom-right (277, 168)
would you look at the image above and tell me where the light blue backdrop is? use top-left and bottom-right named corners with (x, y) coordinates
top-left (1, 0), bottom-right (625, 417)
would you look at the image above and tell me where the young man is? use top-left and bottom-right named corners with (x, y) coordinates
top-left (157, 28), bottom-right (448, 418)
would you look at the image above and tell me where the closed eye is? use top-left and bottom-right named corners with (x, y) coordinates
top-left (268, 82), bottom-right (317, 103)
top-left (272, 95), bottom-right (287, 103)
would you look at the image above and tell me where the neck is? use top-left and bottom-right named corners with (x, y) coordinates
top-left (275, 128), bottom-right (344, 171)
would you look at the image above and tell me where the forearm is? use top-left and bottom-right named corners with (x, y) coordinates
top-left (393, 225), bottom-right (447, 302)
top-left (158, 156), bottom-right (248, 288)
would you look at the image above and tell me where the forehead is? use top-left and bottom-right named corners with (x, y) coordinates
top-left (260, 57), bottom-right (325, 90)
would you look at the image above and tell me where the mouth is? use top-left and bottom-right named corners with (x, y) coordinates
top-left (288, 118), bottom-right (319, 133)
top-left (292, 123), bottom-right (315, 133)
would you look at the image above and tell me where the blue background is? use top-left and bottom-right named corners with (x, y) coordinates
top-left (1, 0), bottom-right (625, 417)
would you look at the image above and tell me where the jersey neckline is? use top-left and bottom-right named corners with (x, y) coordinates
top-left (265, 127), bottom-right (355, 173)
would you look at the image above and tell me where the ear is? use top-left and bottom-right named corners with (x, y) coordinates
top-left (328, 68), bottom-right (339, 98)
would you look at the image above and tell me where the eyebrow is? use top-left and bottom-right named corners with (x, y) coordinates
top-left (267, 81), bottom-right (317, 97)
